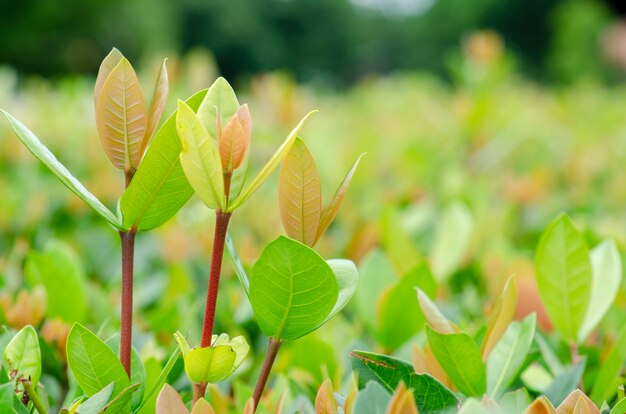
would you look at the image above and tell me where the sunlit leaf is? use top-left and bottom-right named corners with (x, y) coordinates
top-left (535, 214), bottom-right (592, 342)
top-left (78, 383), bottom-right (114, 414)
top-left (591, 325), bottom-right (626, 404)
top-left (184, 346), bottom-right (236, 384)
top-left (431, 202), bottom-right (473, 280)
top-left (278, 137), bottom-right (321, 246)
top-left (156, 384), bottom-right (189, 414)
top-left (100, 383), bottom-right (141, 414)
top-left (227, 111), bottom-right (317, 211)
top-left (95, 58), bottom-right (148, 171)
top-left (94, 48), bottom-right (124, 106)
top-left (0, 383), bottom-right (29, 414)
top-left (426, 326), bottom-right (486, 397)
top-left (197, 77), bottom-right (240, 140)
top-left (220, 104), bottom-right (251, 173)
top-left (4, 325), bottom-right (41, 387)
top-left (524, 396), bottom-right (557, 414)
top-left (386, 382), bottom-right (419, 414)
top-left (578, 239), bottom-right (621, 342)
top-left (2, 110), bottom-right (122, 229)
top-left (481, 276), bottom-right (518, 359)
top-left (315, 379), bottom-right (338, 414)
top-left (314, 153), bottom-right (365, 245)
top-left (177, 100), bottom-right (225, 210)
top-left (355, 250), bottom-right (397, 332)
top-left (191, 399), bottom-right (216, 414)
top-left (417, 289), bottom-right (459, 334)
top-left (316, 259), bottom-right (359, 329)
top-left (141, 58), bottom-right (170, 156)
top-left (556, 390), bottom-right (599, 414)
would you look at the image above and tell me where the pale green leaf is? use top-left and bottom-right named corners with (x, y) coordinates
top-left (197, 77), bottom-right (240, 140)
top-left (101, 383), bottom-right (141, 414)
top-left (77, 383), bottom-right (114, 414)
top-left (353, 382), bottom-right (392, 414)
top-left (535, 214), bottom-right (592, 341)
top-left (184, 346), bottom-right (236, 384)
top-left (4, 325), bottom-right (41, 388)
top-left (591, 325), bottom-right (626, 404)
top-left (431, 202), bottom-right (473, 280)
top-left (317, 259), bottom-right (358, 329)
top-left (178, 100), bottom-right (225, 210)
top-left (355, 250), bottom-right (396, 332)
top-left (2, 110), bottom-right (122, 229)
top-left (249, 236), bottom-right (338, 340)
top-left (0, 383), bottom-right (29, 414)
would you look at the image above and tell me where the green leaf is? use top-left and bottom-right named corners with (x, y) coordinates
top-left (278, 137), bottom-right (321, 246)
top-left (100, 383), bottom-right (141, 414)
top-left (611, 398), bottom-right (626, 414)
top-left (196, 77), bottom-right (240, 141)
top-left (486, 314), bottom-right (537, 398)
top-left (578, 239), bottom-right (621, 342)
top-left (535, 213), bottom-right (592, 341)
top-left (377, 262), bottom-right (437, 351)
top-left (317, 259), bottom-right (358, 328)
top-left (354, 250), bottom-right (396, 332)
top-left (77, 383), bottom-right (114, 414)
top-left (544, 360), bottom-right (586, 407)
top-left (4, 325), bottom-right (41, 387)
top-left (24, 241), bottom-right (87, 323)
top-left (135, 347), bottom-right (181, 413)
top-left (227, 111), bottom-right (317, 211)
top-left (0, 383), bottom-right (29, 414)
top-left (426, 326), bottom-right (486, 397)
top-left (184, 346), bottom-right (236, 383)
top-left (352, 381), bottom-right (392, 414)
top-left (430, 202), bottom-right (473, 280)
top-left (350, 350), bottom-right (457, 414)
top-left (458, 399), bottom-right (489, 414)
top-left (95, 58), bottom-right (147, 171)
top-left (591, 326), bottom-right (626, 404)
top-left (249, 236), bottom-right (338, 341)
top-left (66, 323), bottom-right (129, 398)
top-left (105, 335), bottom-right (145, 410)
top-left (177, 100), bottom-right (225, 210)
top-left (120, 89), bottom-right (206, 231)
top-left (2, 110), bottom-right (122, 229)
top-left (499, 389), bottom-right (531, 414)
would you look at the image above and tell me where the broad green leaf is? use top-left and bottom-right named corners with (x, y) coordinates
top-left (481, 276), bottom-right (518, 359)
top-left (278, 137), bottom-right (321, 246)
top-left (535, 214), bottom-right (592, 341)
top-left (4, 325), bottom-right (41, 387)
top-left (66, 323), bottom-right (129, 398)
top-left (426, 326), bottom-right (486, 396)
top-left (24, 241), bottom-right (87, 323)
top-left (353, 381), bottom-right (392, 414)
top-left (227, 111), bottom-right (317, 211)
top-left (219, 104), bottom-right (250, 173)
top-left (611, 398), bottom-right (626, 414)
top-left (184, 346), bottom-right (236, 383)
top-left (355, 250), bottom-right (396, 332)
top-left (142, 58), bottom-right (169, 155)
top-left (2, 110), bottom-right (122, 229)
top-left (135, 347), bottom-right (181, 413)
top-left (386, 382), bottom-right (419, 414)
top-left (178, 100), bottom-right (225, 210)
top-left (0, 383), bottom-right (29, 414)
top-left (350, 350), bottom-right (457, 414)
top-left (591, 325), bottom-right (626, 404)
top-left (101, 383), bottom-right (141, 414)
top-left (417, 289), bottom-right (458, 334)
top-left (95, 58), bottom-right (148, 171)
top-left (250, 236), bottom-right (338, 341)
top-left (105, 335), bottom-right (145, 410)
top-left (197, 77), bottom-right (240, 140)
top-left (578, 239), bottom-right (621, 342)
top-left (500, 389), bottom-right (531, 414)
top-left (156, 384), bottom-right (189, 414)
top-left (77, 383), bottom-right (114, 414)
top-left (94, 48), bottom-right (124, 106)
top-left (544, 360), bottom-right (586, 407)
top-left (120, 89), bottom-right (206, 231)
top-left (377, 263), bottom-right (437, 351)
top-left (317, 259), bottom-right (359, 328)
top-left (431, 202), bottom-right (473, 280)
top-left (315, 379), bottom-right (338, 414)
top-left (487, 314), bottom-right (537, 398)
top-left (314, 153), bottom-right (365, 245)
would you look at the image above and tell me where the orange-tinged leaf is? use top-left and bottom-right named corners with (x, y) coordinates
top-left (344, 378), bottom-right (358, 414)
top-left (278, 137), bottom-right (321, 246)
top-left (417, 289), bottom-right (459, 334)
top-left (386, 383), bottom-right (419, 414)
top-left (556, 390), bottom-right (599, 414)
top-left (481, 276), bottom-right (518, 359)
top-left (156, 384), bottom-right (189, 414)
top-left (243, 397), bottom-right (255, 414)
top-left (95, 58), bottom-right (148, 171)
top-left (94, 48), bottom-right (124, 106)
top-left (524, 397), bottom-right (556, 414)
top-left (142, 58), bottom-right (170, 156)
top-left (314, 153), bottom-right (365, 245)
top-left (191, 399), bottom-right (216, 414)
top-left (412, 345), bottom-right (454, 390)
top-left (220, 104), bottom-right (251, 173)
top-left (315, 379), bottom-right (338, 414)
top-left (276, 390), bottom-right (287, 414)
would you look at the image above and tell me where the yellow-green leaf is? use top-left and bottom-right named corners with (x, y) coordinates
top-left (141, 58), bottom-right (170, 156)
top-left (197, 77), bottom-right (240, 140)
top-left (278, 137), bottom-right (321, 246)
top-left (227, 110), bottom-right (317, 211)
top-left (95, 58), bottom-right (148, 171)
top-left (481, 276), bottom-right (518, 359)
top-left (177, 100), bottom-right (225, 210)
top-left (184, 346), bottom-right (236, 384)
top-left (220, 104), bottom-right (251, 173)
top-left (314, 153), bottom-right (365, 245)
top-left (94, 48), bottom-right (124, 106)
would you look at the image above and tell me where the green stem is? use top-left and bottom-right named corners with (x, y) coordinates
top-left (22, 379), bottom-right (48, 414)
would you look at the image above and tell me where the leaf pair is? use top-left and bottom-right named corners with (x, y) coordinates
top-left (95, 48), bottom-right (169, 173)
top-left (278, 138), bottom-right (365, 247)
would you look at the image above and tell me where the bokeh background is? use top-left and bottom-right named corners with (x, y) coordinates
top-left (3, 0), bottom-right (626, 411)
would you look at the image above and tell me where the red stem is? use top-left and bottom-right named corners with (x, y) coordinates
top-left (252, 338), bottom-right (282, 411)
top-left (119, 229), bottom-right (136, 378)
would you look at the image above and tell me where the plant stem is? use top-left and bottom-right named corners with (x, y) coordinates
top-left (22, 379), bottom-right (48, 414)
top-left (252, 337), bottom-right (282, 411)
top-left (200, 210), bottom-right (232, 347)
top-left (119, 228), bottom-right (137, 378)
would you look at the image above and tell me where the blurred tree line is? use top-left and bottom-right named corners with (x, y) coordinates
top-left (0, 0), bottom-right (619, 84)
